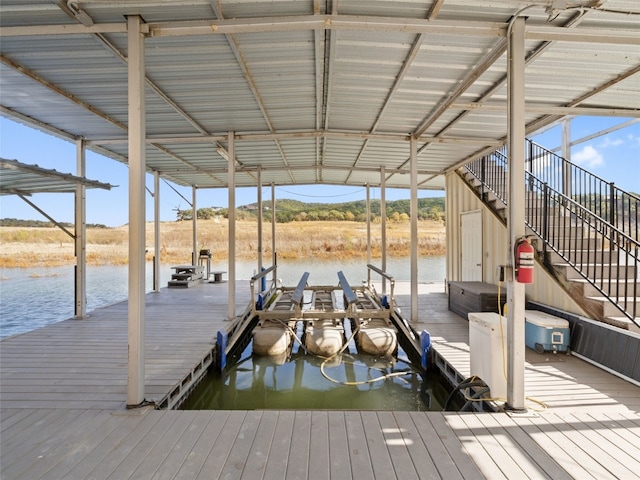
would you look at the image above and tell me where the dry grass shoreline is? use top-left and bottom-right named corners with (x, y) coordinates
top-left (0, 219), bottom-right (446, 268)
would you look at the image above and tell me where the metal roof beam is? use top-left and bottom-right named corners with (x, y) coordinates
top-left (210, 1), bottom-right (293, 183)
top-left (148, 16), bottom-right (506, 38)
top-left (3, 15), bottom-right (638, 46)
top-left (84, 130), bottom-right (494, 146)
top-left (0, 56), bottom-right (226, 186)
top-left (405, 7), bottom-right (597, 180)
top-left (451, 103), bottom-right (640, 117)
top-left (345, 5), bottom-right (434, 184)
top-left (0, 23), bottom-right (129, 36)
top-left (526, 62), bottom-right (640, 134)
top-left (158, 164), bottom-right (443, 177)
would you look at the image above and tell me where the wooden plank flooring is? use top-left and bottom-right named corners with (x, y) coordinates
top-left (2, 281), bottom-right (640, 479)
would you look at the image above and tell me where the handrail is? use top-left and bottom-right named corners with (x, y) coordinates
top-left (250, 264), bottom-right (276, 284)
top-left (464, 148), bottom-right (639, 327)
top-left (526, 139), bottom-right (639, 242)
top-left (526, 173), bottom-right (639, 324)
top-left (250, 264), bottom-right (277, 316)
top-left (366, 264), bottom-right (395, 313)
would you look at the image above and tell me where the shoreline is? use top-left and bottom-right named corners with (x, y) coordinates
top-left (0, 219), bottom-right (446, 268)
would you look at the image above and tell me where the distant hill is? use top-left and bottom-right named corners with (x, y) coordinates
top-left (176, 197), bottom-right (446, 223)
top-left (0, 218), bottom-right (109, 228)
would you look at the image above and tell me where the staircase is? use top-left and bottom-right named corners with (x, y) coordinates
top-left (461, 141), bottom-right (639, 332)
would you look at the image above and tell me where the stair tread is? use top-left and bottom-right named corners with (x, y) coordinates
top-left (585, 296), bottom-right (639, 302)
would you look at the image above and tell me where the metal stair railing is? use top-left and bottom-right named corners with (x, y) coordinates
top-left (526, 173), bottom-right (638, 326)
top-left (464, 150), bottom-right (639, 328)
top-left (526, 139), bottom-right (639, 243)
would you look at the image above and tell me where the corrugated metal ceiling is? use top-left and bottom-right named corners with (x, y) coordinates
top-left (0, 158), bottom-right (113, 194)
top-left (1, 1), bottom-right (638, 192)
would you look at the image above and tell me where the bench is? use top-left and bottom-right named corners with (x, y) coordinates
top-left (209, 271), bottom-right (227, 283)
top-left (168, 265), bottom-right (204, 287)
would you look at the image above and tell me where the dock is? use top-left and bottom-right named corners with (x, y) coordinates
top-left (2, 281), bottom-right (639, 479)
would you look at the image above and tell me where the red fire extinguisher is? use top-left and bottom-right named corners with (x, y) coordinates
top-left (515, 237), bottom-right (535, 284)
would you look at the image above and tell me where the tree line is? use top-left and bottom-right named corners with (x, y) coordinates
top-left (0, 218), bottom-right (109, 228)
top-left (175, 197), bottom-right (446, 224)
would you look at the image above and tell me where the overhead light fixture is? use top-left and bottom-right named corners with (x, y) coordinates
top-left (216, 146), bottom-right (229, 161)
top-left (57, 0), bottom-right (94, 27)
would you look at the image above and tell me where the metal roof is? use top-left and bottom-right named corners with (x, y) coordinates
top-left (0, 158), bottom-right (114, 195)
top-left (1, 1), bottom-right (638, 192)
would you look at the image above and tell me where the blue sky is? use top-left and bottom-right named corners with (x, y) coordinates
top-left (1, 116), bottom-right (638, 227)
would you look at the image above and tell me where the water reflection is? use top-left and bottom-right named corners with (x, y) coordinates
top-left (0, 256), bottom-right (445, 338)
top-left (181, 343), bottom-right (449, 411)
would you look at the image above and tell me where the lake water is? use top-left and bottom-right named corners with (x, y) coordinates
top-left (181, 343), bottom-right (452, 411)
top-left (0, 256), bottom-right (445, 339)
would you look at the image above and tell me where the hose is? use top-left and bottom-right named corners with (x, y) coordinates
top-left (443, 376), bottom-right (488, 411)
top-left (319, 321), bottom-right (411, 386)
top-left (460, 386), bottom-right (491, 412)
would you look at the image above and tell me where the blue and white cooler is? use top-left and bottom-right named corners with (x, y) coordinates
top-left (524, 310), bottom-right (569, 354)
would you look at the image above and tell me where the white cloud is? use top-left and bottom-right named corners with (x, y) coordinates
top-left (598, 137), bottom-right (623, 148)
top-left (628, 133), bottom-right (640, 145)
top-left (573, 145), bottom-right (604, 169)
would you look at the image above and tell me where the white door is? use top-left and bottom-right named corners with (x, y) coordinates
top-left (461, 210), bottom-right (482, 281)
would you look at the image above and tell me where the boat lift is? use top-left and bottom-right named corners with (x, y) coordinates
top-left (216, 263), bottom-right (429, 373)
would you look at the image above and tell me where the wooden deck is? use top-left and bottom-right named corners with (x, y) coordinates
top-left (2, 281), bottom-right (639, 479)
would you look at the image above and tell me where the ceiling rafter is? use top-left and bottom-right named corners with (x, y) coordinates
top-left (390, 5), bottom-right (600, 182)
top-left (54, 3), bottom-right (233, 185)
top-left (343, 1), bottom-right (443, 184)
top-left (210, 0), bottom-right (295, 184)
top-left (1, 54), bottom-right (225, 187)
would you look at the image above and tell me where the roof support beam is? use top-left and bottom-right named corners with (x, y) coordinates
top-left (0, 56), bottom-right (218, 183)
top-left (15, 193), bottom-right (75, 238)
top-left (451, 103), bottom-right (640, 117)
top-left (159, 164), bottom-right (443, 177)
top-left (345, 7), bottom-right (432, 184)
top-left (147, 16), bottom-right (505, 38)
top-left (3, 14), bottom-right (639, 45)
top-left (210, 1), bottom-right (293, 183)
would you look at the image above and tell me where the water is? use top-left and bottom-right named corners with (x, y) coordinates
top-left (181, 343), bottom-right (452, 411)
top-left (0, 256), bottom-right (445, 338)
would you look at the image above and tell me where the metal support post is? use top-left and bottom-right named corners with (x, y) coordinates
top-left (127, 14), bottom-right (146, 408)
top-left (380, 167), bottom-right (387, 294)
top-left (228, 131), bottom-right (236, 321)
top-left (192, 185), bottom-right (197, 265)
top-left (75, 138), bottom-right (86, 318)
top-left (506, 16), bottom-right (526, 412)
top-left (410, 135), bottom-right (418, 321)
top-left (153, 171), bottom-right (160, 292)
top-left (257, 166), bottom-right (263, 273)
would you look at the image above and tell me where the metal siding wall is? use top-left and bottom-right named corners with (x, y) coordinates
top-left (446, 172), bottom-right (587, 317)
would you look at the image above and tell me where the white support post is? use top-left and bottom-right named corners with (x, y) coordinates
top-left (366, 184), bottom-right (371, 265)
top-left (506, 16), bottom-right (527, 412)
top-left (192, 186), bottom-right (197, 265)
top-left (380, 167), bottom-right (387, 294)
top-left (127, 14), bottom-right (146, 408)
top-left (257, 166), bottom-right (263, 273)
top-left (271, 183), bottom-right (276, 268)
top-left (75, 138), bottom-right (86, 318)
top-left (153, 170), bottom-right (160, 292)
top-left (562, 118), bottom-right (572, 197)
top-left (410, 136), bottom-right (418, 321)
top-left (228, 131), bottom-right (236, 321)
